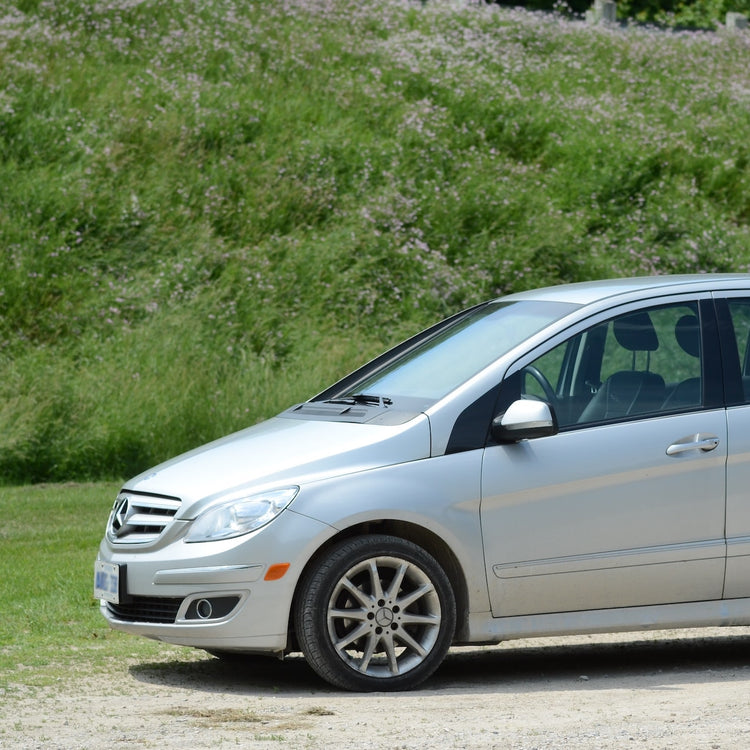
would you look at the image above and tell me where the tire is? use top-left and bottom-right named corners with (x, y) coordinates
top-left (294, 534), bottom-right (456, 692)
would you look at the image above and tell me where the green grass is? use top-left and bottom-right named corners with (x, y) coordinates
top-left (0, 483), bottom-right (198, 689)
top-left (1, 0), bottom-right (749, 482)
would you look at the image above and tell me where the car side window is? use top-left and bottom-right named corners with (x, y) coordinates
top-left (725, 299), bottom-right (750, 402)
top-left (523, 302), bottom-right (703, 429)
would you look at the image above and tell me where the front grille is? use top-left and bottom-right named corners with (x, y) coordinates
top-left (107, 491), bottom-right (181, 544)
top-left (107, 596), bottom-right (183, 624)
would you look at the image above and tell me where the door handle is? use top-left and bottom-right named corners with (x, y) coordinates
top-left (666, 434), bottom-right (720, 456)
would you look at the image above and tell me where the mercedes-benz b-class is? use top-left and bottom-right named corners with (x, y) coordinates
top-left (95, 275), bottom-right (750, 690)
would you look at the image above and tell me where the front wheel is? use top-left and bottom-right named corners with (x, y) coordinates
top-left (294, 535), bottom-right (456, 691)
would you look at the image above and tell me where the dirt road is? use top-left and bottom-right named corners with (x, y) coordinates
top-left (3, 628), bottom-right (750, 749)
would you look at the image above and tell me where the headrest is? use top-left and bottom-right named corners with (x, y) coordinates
top-left (674, 314), bottom-right (700, 358)
top-left (613, 312), bottom-right (659, 352)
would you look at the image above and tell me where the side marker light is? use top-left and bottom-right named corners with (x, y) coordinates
top-left (264, 563), bottom-right (291, 581)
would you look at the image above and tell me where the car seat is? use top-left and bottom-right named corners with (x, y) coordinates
top-left (578, 311), bottom-right (666, 422)
top-left (661, 314), bottom-right (701, 410)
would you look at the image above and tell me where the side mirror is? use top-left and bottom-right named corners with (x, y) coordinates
top-left (491, 399), bottom-right (558, 443)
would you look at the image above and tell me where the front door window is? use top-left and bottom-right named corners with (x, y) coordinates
top-left (522, 302), bottom-right (703, 428)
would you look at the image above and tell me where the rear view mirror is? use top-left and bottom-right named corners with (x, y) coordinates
top-left (491, 399), bottom-right (558, 443)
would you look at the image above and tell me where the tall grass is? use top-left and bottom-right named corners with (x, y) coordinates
top-left (1, 0), bottom-right (749, 482)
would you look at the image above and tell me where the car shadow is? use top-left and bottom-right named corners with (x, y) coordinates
top-left (130, 651), bottom-right (324, 694)
top-left (433, 632), bottom-right (750, 693)
top-left (129, 630), bottom-right (750, 696)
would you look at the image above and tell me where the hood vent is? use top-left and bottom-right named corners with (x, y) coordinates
top-left (290, 403), bottom-right (369, 419)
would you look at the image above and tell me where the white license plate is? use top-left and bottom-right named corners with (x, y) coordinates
top-left (94, 560), bottom-right (120, 604)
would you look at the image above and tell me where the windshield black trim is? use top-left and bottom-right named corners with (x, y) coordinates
top-left (445, 384), bottom-right (501, 454)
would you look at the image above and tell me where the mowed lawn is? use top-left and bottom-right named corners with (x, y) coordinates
top-left (0, 482), bottom-right (190, 688)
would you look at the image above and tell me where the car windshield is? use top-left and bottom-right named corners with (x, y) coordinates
top-left (338, 300), bottom-right (579, 403)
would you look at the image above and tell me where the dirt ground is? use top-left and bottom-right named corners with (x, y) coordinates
top-left (3, 627), bottom-right (750, 750)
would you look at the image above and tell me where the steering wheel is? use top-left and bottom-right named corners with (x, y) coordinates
top-left (521, 365), bottom-right (557, 407)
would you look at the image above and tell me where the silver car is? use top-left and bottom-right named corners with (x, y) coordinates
top-left (95, 274), bottom-right (750, 691)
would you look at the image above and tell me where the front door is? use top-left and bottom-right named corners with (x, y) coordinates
top-left (480, 299), bottom-right (727, 617)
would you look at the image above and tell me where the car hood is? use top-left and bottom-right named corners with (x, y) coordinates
top-left (124, 413), bottom-right (432, 519)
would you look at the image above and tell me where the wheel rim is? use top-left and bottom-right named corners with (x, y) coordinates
top-left (326, 555), bottom-right (442, 679)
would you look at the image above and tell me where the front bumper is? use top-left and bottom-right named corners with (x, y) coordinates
top-left (96, 508), bottom-right (333, 653)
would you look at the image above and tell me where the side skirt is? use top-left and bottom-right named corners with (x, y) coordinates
top-left (464, 598), bottom-right (750, 644)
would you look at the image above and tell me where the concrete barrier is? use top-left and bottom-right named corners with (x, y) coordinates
top-left (726, 12), bottom-right (748, 29)
top-left (586, 0), bottom-right (617, 25)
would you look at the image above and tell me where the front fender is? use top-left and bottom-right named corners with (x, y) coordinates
top-left (293, 450), bottom-right (490, 615)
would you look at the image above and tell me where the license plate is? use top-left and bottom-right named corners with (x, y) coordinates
top-left (94, 560), bottom-right (120, 604)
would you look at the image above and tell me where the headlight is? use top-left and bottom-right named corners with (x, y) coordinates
top-left (185, 487), bottom-right (299, 543)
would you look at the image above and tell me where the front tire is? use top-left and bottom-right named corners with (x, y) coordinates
top-left (294, 534), bottom-right (456, 692)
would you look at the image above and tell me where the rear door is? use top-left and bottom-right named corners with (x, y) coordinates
top-left (716, 295), bottom-right (750, 599)
top-left (480, 296), bottom-right (727, 617)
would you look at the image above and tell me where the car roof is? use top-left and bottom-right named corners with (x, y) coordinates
top-left (500, 274), bottom-right (750, 306)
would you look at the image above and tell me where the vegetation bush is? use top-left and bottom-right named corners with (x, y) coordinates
top-left (1, 0), bottom-right (748, 482)
top-left (494, 0), bottom-right (750, 29)
top-left (616, 0), bottom-right (750, 29)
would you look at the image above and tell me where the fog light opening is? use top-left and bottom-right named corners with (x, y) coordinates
top-left (184, 595), bottom-right (241, 621)
top-left (196, 599), bottom-right (213, 620)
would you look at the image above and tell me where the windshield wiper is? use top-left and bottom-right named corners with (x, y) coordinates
top-left (324, 393), bottom-right (393, 407)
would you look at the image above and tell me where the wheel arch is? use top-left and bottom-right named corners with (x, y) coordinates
top-left (289, 519), bottom-right (470, 649)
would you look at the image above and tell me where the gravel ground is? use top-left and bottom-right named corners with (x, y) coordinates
top-left (3, 628), bottom-right (750, 749)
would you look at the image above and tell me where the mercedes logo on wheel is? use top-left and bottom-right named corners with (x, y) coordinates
top-left (375, 608), bottom-right (395, 628)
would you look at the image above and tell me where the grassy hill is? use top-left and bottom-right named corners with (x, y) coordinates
top-left (1, 0), bottom-right (749, 483)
